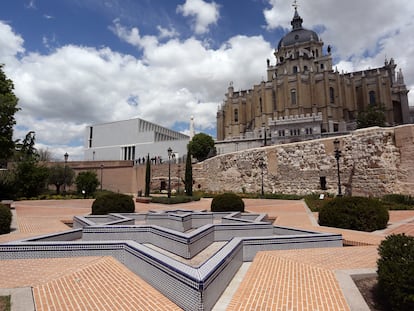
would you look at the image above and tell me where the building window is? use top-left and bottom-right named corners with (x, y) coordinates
top-left (320, 63), bottom-right (324, 70)
top-left (304, 65), bottom-right (308, 72)
top-left (329, 87), bottom-right (335, 104)
top-left (293, 66), bottom-right (298, 74)
top-left (234, 109), bottom-right (238, 122)
top-left (259, 98), bottom-right (263, 113)
top-left (369, 91), bottom-right (376, 105)
top-left (123, 146), bottom-right (136, 160)
top-left (291, 89), bottom-right (297, 106)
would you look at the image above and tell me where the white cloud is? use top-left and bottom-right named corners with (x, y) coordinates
top-left (2, 0), bottom-right (414, 161)
top-left (109, 19), bottom-right (159, 50)
top-left (2, 19), bottom-right (273, 160)
top-left (157, 25), bottom-right (179, 39)
top-left (0, 22), bottom-right (25, 66)
top-left (176, 0), bottom-right (220, 35)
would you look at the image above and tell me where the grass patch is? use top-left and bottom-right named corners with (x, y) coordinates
top-left (0, 296), bottom-right (11, 311)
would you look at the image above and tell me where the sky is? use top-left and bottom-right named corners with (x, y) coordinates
top-left (1, 0), bottom-right (414, 161)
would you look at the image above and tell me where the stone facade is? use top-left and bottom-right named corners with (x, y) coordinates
top-left (194, 125), bottom-right (414, 197)
top-left (216, 8), bottom-right (410, 154)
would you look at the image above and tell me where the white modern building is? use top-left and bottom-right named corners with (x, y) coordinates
top-left (84, 118), bottom-right (190, 163)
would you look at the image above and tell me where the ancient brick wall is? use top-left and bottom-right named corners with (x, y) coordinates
top-left (192, 125), bottom-right (414, 197)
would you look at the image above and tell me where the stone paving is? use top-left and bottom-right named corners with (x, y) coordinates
top-left (0, 198), bottom-right (413, 310)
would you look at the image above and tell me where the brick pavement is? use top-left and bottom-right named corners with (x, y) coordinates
top-left (0, 198), bottom-right (413, 311)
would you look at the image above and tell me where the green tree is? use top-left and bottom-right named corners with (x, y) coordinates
top-left (75, 171), bottom-right (99, 197)
top-left (184, 151), bottom-right (193, 196)
top-left (188, 133), bottom-right (215, 162)
top-left (0, 64), bottom-right (20, 166)
top-left (48, 164), bottom-right (75, 194)
top-left (13, 131), bottom-right (49, 198)
top-left (14, 160), bottom-right (49, 198)
top-left (144, 153), bottom-right (151, 197)
top-left (357, 105), bottom-right (386, 129)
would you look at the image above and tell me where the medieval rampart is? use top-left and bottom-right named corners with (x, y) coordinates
top-left (193, 125), bottom-right (414, 197)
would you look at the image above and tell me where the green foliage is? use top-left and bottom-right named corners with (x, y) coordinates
top-left (211, 193), bottom-right (245, 212)
top-left (145, 153), bottom-right (151, 197)
top-left (357, 105), bottom-right (386, 129)
top-left (0, 295), bottom-right (11, 311)
top-left (48, 164), bottom-right (75, 194)
top-left (0, 169), bottom-right (17, 200)
top-left (0, 64), bottom-right (20, 166)
top-left (187, 133), bottom-right (215, 162)
top-left (377, 234), bottom-right (414, 311)
top-left (150, 195), bottom-right (200, 204)
top-left (185, 151), bottom-right (193, 196)
top-left (14, 131), bottom-right (38, 162)
top-left (0, 204), bottom-right (12, 234)
top-left (304, 193), bottom-right (334, 212)
top-left (382, 194), bottom-right (414, 209)
top-left (91, 193), bottom-right (135, 215)
top-left (14, 160), bottom-right (49, 198)
top-left (318, 196), bottom-right (389, 232)
top-left (75, 171), bottom-right (99, 197)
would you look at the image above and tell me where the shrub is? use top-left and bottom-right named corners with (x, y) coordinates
top-left (91, 193), bottom-right (135, 215)
top-left (211, 193), bottom-right (245, 212)
top-left (318, 196), bottom-right (389, 232)
top-left (150, 195), bottom-right (200, 204)
top-left (382, 194), bottom-right (414, 210)
top-left (377, 234), bottom-right (414, 311)
top-left (0, 204), bottom-right (12, 234)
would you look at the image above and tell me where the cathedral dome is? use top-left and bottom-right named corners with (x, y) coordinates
top-left (277, 8), bottom-right (319, 49)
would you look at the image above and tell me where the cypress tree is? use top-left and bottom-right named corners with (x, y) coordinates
top-left (185, 151), bottom-right (193, 196)
top-left (144, 153), bottom-right (151, 197)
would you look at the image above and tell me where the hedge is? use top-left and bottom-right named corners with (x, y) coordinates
top-left (318, 196), bottom-right (389, 232)
top-left (91, 193), bottom-right (135, 215)
top-left (0, 204), bottom-right (12, 234)
top-left (211, 193), bottom-right (244, 212)
top-left (377, 234), bottom-right (414, 311)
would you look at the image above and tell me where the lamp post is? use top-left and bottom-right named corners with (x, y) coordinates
top-left (63, 152), bottom-right (69, 195)
top-left (333, 138), bottom-right (342, 197)
top-left (100, 164), bottom-right (104, 191)
top-left (258, 159), bottom-right (266, 197)
top-left (167, 147), bottom-right (172, 198)
top-left (262, 123), bottom-right (267, 146)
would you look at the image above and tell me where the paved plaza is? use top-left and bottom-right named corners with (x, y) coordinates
top-left (0, 198), bottom-right (413, 310)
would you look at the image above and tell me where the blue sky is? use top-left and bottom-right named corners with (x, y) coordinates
top-left (1, 0), bottom-right (413, 160)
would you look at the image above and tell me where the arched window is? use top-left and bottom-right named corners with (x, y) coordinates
top-left (291, 89), bottom-right (297, 106)
top-left (293, 66), bottom-right (298, 74)
top-left (329, 87), bottom-right (335, 103)
top-left (234, 109), bottom-right (239, 122)
top-left (369, 91), bottom-right (376, 105)
top-left (259, 98), bottom-right (263, 113)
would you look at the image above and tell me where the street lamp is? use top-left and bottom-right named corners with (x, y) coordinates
top-left (262, 123), bottom-right (267, 146)
top-left (258, 158), bottom-right (266, 197)
top-left (168, 147), bottom-right (172, 198)
top-left (333, 138), bottom-right (342, 196)
top-left (63, 152), bottom-right (69, 195)
top-left (100, 164), bottom-right (104, 191)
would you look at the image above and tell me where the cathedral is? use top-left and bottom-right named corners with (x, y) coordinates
top-left (216, 7), bottom-right (410, 154)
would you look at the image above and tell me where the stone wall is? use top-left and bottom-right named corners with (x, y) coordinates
top-left (64, 125), bottom-right (413, 197)
top-left (193, 125), bottom-right (414, 197)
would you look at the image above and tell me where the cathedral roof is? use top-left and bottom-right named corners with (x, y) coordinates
top-left (277, 8), bottom-right (319, 49)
